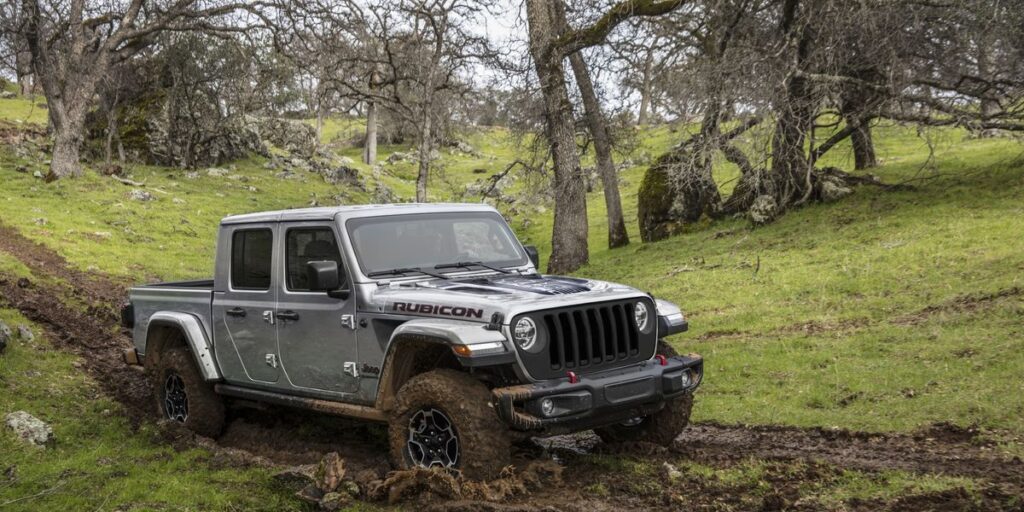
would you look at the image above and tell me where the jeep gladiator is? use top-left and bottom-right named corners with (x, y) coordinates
top-left (123, 203), bottom-right (702, 478)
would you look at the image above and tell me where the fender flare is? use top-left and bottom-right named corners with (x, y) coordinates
top-left (374, 319), bottom-right (509, 411)
top-left (146, 312), bottom-right (221, 381)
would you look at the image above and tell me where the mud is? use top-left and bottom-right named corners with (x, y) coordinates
top-left (2, 219), bottom-right (1024, 510)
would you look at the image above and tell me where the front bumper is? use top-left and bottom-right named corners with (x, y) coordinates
top-left (492, 354), bottom-right (703, 433)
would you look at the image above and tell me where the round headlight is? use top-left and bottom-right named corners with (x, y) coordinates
top-left (513, 317), bottom-right (538, 350)
top-left (634, 301), bottom-right (651, 332)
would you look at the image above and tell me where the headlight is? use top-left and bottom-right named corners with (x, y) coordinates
top-left (513, 317), bottom-right (538, 350)
top-left (634, 301), bottom-right (651, 333)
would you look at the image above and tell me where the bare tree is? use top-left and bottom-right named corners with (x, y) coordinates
top-left (552, 2), bottom-right (629, 249)
top-left (526, 0), bottom-right (685, 273)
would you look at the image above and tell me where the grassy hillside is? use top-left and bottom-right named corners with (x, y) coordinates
top-left (2, 89), bottom-right (1023, 508)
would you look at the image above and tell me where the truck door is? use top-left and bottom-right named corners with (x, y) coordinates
top-left (212, 224), bottom-right (281, 384)
top-left (275, 223), bottom-right (360, 395)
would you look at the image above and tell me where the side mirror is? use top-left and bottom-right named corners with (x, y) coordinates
top-left (524, 245), bottom-right (540, 269)
top-left (307, 260), bottom-right (343, 294)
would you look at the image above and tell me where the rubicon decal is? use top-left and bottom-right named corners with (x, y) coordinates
top-left (393, 302), bottom-right (484, 319)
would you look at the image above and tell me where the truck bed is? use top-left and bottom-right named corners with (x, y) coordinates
top-left (128, 280), bottom-right (216, 356)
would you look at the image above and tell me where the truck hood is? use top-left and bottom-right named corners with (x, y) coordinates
top-left (363, 273), bottom-right (649, 323)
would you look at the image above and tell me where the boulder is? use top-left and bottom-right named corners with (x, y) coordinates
top-left (127, 189), bottom-right (155, 202)
top-left (4, 411), bottom-right (53, 447)
top-left (0, 91), bottom-right (16, 100)
top-left (386, 152), bottom-right (411, 164)
top-left (251, 117), bottom-right (318, 156)
top-left (321, 165), bottom-right (360, 186)
top-left (818, 176), bottom-right (853, 202)
top-left (16, 325), bottom-right (33, 343)
top-left (0, 321), bottom-right (11, 353)
top-left (206, 167), bottom-right (230, 177)
top-left (748, 195), bottom-right (778, 225)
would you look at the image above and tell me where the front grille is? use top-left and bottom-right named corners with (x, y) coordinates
top-left (514, 299), bottom-right (656, 380)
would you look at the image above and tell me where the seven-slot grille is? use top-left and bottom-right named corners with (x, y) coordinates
top-left (514, 298), bottom-right (657, 380)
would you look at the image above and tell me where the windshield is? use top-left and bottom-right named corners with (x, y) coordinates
top-left (347, 212), bottom-right (528, 276)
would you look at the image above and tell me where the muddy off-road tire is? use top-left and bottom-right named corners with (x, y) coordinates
top-left (154, 347), bottom-right (225, 438)
top-left (389, 369), bottom-right (511, 480)
top-left (595, 343), bottom-right (694, 445)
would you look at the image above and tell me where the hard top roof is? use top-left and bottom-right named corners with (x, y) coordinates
top-left (220, 203), bottom-right (499, 225)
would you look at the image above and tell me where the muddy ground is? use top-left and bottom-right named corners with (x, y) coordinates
top-left (1, 221), bottom-right (1022, 511)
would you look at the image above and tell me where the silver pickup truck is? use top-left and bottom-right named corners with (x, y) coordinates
top-left (123, 203), bottom-right (702, 478)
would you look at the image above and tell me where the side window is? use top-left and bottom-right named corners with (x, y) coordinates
top-left (286, 227), bottom-right (346, 291)
top-left (231, 229), bottom-right (273, 290)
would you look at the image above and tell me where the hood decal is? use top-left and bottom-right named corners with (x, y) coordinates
top-left (436, 275), bottom-right (592, 296)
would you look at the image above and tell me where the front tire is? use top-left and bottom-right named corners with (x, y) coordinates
top-left (595, 343), bottom-right (694, 445)
top-left (388, 369), bottom-right (510, 480)
top-left (154, 347), bottom-right (225, 438)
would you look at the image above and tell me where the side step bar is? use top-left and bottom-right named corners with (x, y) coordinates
top-left (214, 384), bottom-right (387, 423)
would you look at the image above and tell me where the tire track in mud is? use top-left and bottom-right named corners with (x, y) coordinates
top-left (2, 220), bottom-right (1024, 510)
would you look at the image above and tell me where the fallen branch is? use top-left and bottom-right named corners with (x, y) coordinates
top-left (110, 175), bottom-right (145, 187)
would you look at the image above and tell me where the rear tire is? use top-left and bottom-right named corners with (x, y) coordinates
top-left (388, 369), bottom-right (510, 480)
top-left (154, 347), bottom-right (225, 438)
top-left (595, 343), bottom-right (694, 445)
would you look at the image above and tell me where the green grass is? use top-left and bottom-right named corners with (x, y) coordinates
top-left (0, 308), bottom-right (303, 511)
top-left (2, 89), bottom-right (1024, 507)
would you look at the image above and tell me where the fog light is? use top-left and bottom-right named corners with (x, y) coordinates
top-left (540, 398), bottom-right (555, 417)
top-left (679, 370), bottom-right (693, 388)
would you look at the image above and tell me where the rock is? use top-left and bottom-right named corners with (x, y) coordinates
top-left (315, 452), bottom-right (346, 493)
top-left (206, 167), bottom-right (230, 177)
top-left (661, 462), bottom-right (683, 481)
top-left (386, 152), bottom-right (411, 164)
top-left (127, 189), bottom-right (154, 202)
top-left (4, 411), bottom-right (53, 447)
top-left (32, 170), bottom-right (43, 179)
top-left (184, 171), bottom-right (199, 179)
top-left (0, 91), bottom-right (16, 99)
top-left (318, 492), bottom-right (351, 511)
top-left (338, 156), bottom-right (354, 166)
top-left (0, 322), bottom-right (11, 353)
top-left (321, 165), bottom-right (360, 186)
top-left (16, 325), bottom-right (33, 343)
top-left (251, 117), bottom-right (318, 156)
top-left (748, 194), bottom-right (778, 225)
top-left (819, 176), bottom-right (853, 202)
top-left (172, 197), bottom-right (186, 204)
top-left (339, 479), bottom-right (360, 497)
top-left (33, 218), bottom-right (47, 226)
top-left (15, 165), bottom-right (27, 173)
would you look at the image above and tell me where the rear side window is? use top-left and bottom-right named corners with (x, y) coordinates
top-left (231, 229), bottom-right (273, 290)
top-left (286, 227), bottom-right (346, 291)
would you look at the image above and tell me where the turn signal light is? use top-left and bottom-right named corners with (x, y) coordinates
top-left (452, 345), bottom-right (472, 357)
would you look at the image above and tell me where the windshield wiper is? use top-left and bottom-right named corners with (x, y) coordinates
top-left (434, 261), bottom-right (511, 274)
top-left (367, 267), bottom-right (449, 279)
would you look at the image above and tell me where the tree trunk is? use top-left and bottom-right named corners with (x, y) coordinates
top-left (637, 48), bottom-right (654, 125)
top-left (50, 123), bottom-right (86, 179)
top-left (846, 115), bottom-right (877, 169)
top-left (15, 50), bottom-right (33, 96)
top-left (416, 114), bottom-right (432, 202)
top-left (315, 104), bottom-right (325, 144)
top-left (563, 32), bottom-right (628, 248)
top-left (527, 0), bottom-right (589, 273)
top-left (363, 99), bottom-right (378, 165)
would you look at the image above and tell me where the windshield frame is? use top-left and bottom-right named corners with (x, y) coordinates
top-left (344, 211), bottom-right (529, 280)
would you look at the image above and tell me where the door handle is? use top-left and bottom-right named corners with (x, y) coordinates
top-left (277, 310), bottom-right (300, 321)
top-left (226, 307), bottom-right (246, 317)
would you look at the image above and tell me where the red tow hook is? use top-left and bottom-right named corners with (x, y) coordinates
top-left (655, 354), bottom-right (668, 366)
top-left (567, 371), bottom-right (579, 384)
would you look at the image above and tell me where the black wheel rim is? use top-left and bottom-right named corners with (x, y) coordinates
top-left (406, 407), bottom-right (459, 469)
top-left (164, 372), bottom-right (189, 423)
